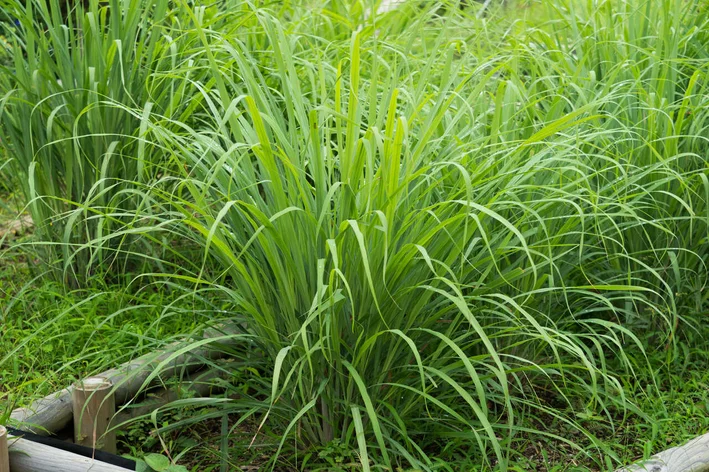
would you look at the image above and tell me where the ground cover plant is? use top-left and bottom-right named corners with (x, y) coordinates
top-left (0, 0), bottom-right (708, 470)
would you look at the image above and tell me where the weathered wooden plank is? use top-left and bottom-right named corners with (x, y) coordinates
top-left (0, 426), bottom-right (9, 472)
top-left (7, 436), bottom-right (132, 472)
top-left (617, 431), bottom-right (709, 472)
top-left (10, 325), bottom-right (240, 435)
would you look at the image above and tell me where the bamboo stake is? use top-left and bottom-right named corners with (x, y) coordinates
top-left (72, 377), bottom-right (116, 454)
top-left (0, 426), bottom-right (9, 472)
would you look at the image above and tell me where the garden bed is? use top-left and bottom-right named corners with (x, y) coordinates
top-left (1, 0), bottom-right (708, 470)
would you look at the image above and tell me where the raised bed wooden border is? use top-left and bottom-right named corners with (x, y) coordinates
top-left (4, 325), bottom-right (238, 471)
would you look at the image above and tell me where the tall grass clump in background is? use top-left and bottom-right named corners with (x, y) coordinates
top-left (521, 0), bottom-right (709, 336)
top-left (0, 0), bottom-right (707, 469)
top-left (0, 0), bottom-right (220, 284)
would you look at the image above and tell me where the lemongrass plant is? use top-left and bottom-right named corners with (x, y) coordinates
top-left (109, 0), bottom-right (708, 469)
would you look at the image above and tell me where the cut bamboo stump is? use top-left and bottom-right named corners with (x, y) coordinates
top-left (0, 426), bottom-right (9, 472)
top-left (617, 431), bottom-right (709, 472)
top-left (7, 436), bottom-right (132, 472)
top-left (72, 377), bottom-right (116, 454)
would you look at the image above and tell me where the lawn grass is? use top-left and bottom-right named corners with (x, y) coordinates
top-left (0, 0), bottom-right (707, 470)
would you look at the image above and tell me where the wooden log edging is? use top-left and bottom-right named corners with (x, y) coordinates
top-left (7, 436), bottom-right (132, 472)
top-left (114, 364), bottom-right (227, 426)
top-left (617, 431), bottom-right (709, 472)
top-left (10, 325), bottom-right (241, 435)
top-left (7, 364), bottom-right (229, 472)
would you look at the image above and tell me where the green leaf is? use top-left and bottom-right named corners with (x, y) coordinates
top-left (144, 454), bottom-right (171, 472)
top-left (166, 465), bottom-right (189, 472)
top-left (135, 459), bottom-right (150, 472)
